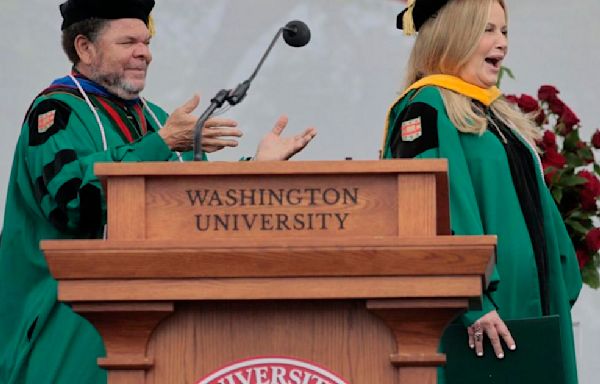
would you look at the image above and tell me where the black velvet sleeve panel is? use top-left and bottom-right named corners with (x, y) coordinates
top-left (28, 99), bottom-right (73, 147)
top-left (389, 102), bottom-right (439, 159)
top-left (487, 111), bottom-right (550, 316)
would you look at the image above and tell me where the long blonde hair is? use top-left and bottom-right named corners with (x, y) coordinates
top-left (405, 0), bottom-right (539, 143)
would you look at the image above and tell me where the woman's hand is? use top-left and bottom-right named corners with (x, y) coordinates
top-left (467, 310), bottom-right (516, 359)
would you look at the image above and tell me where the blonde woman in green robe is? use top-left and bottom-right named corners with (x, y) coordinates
top-left (383, 0), bottom-right (582, 383)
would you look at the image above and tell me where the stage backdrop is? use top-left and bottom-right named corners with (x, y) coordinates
top-left (0, 1), bottom-right (598, 383)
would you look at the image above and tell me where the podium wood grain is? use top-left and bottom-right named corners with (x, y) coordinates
top-left (42, 160), bottom-right (495, 384)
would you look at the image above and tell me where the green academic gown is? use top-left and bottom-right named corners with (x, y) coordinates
top-left (383, 86), bottom-right (582, 384)
top-left (0, 87), bottom-right (191, 383)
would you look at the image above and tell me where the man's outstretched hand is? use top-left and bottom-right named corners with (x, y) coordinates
top-left (159, 94), bottom-right (242, 153)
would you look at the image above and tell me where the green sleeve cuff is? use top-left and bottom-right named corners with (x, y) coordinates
top-left (461, 294), bottom-right (497, 326)
top-left (132, 132), bottom-right (173, 162)
top-left (460, 260), bottom-right (501, 326)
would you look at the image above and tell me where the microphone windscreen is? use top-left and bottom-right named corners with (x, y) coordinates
top-left (282, 20), bottom-right (311, 47)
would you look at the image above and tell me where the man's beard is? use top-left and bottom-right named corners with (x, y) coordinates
top-left (90, 66), bottom-right (146, 100)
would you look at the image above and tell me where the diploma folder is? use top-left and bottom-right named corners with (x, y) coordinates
top-left (443, 315), bottom-right (565, 384)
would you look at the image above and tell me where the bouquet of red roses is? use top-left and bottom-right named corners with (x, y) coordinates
top-left (507, 86), bottom-right (600, 288)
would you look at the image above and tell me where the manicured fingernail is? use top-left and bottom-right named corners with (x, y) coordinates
top-left (497, 353), bottom-right (504, 359)
top-left (510, 345), bottom-right (516, 350)
top-left (469, 344), bottom-right (475, 349)
top-left (477, 352), bottom-right (483, 357)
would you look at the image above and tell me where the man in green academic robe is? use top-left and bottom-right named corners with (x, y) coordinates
top-left (0, 0), bottom-right (316, 382)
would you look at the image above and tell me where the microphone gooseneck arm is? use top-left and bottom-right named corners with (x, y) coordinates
top-left (192, 89), bottom-right (229, 161)
top-left (192, 21), bottom-right (310, 161)
top-left (249, 28), bottom-right (285, 85)
top-left (193, 28), bottom-right (287, 161)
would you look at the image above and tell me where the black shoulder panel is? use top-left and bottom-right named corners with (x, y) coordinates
top-left (389, 102), bottom-right (438, 158)
top-left (28, 99), bottom-right (73, 147)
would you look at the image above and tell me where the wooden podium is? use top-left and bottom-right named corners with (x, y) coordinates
top-left (42, 160), bottom-right (495, 384)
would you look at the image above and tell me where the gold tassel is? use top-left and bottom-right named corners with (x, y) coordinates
top-left (148, 14), bottom-right (156, 37)
top-left (403, 0), bottom-right (417, 36)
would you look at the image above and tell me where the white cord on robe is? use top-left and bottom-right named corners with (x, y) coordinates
top-left (69, 74), bottom-right (183, 162)
top-left (69, 75), bottom-right (185, 240)
top-left (69, 74), bottom-right (108, 151)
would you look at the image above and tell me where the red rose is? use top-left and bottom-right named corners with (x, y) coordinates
top-left (561, 107), bottom-right (580, 132)
top-left (579, 170), bottom-right (600, 193)
top-left (517, 94), bottom-right (539, 113)
top-left (505, 95), bottom-right (518, 104)
top-left (578, 170), bottom-right (600, 210)
top-left (538, 85), bottom-right (560, 102)
top-left (543, 165), bottom-right (559, 184)
top-left (535, 110), bottom-right (546, 125)
top-left (542, 131), bottom-right (557, 150)
top-left (576, 248), bottom-right (591, 269)
top-left (549, 98), bottom-right (565, 115)
top-left (592, 129), bottom-right (600, 149)
top-left (542, 148), bottom-right (566, 185)
top-left (580, 191), bottom-right (598, 211)
top-left (586, 228), bottom-right (600, 253)
top-left (542, 148), bottom-right (566, 169)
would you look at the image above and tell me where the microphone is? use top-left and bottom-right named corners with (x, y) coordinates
top-left (282, 20), bottom-right (311, 48)
top-left (193, 20), bottom-right (312, 161)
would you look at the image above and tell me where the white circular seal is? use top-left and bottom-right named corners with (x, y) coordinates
top-left (196, 356), bottom-right (349, 384)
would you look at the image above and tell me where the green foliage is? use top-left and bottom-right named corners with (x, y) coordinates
top-left (497, 66), bottom-right (515, 88)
